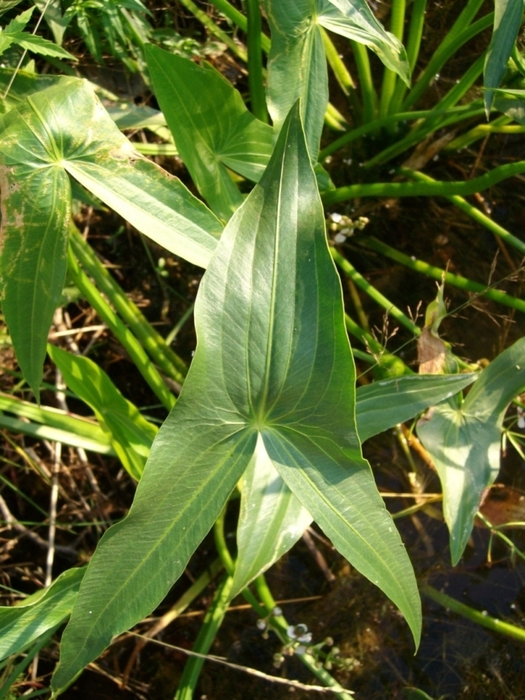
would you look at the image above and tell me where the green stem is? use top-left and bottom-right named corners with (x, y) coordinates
top-left (253, 576), bottom-right (354, 700)
top-left (352, 40), bottom-right (377, 123)
top-left (213, 509), bottom-right (353, 699)
top-left (246, 0), bottom-right (267, 122)
top-left (403, 0), bottom-right (427, 75)
top-left (379, 0), bottom-right (406, 118)
top-left (174, 574), bottom-right (234, 700)
top-left (445, 114), bottom-right (512, 151)
top-left (360, 237), bottom-right (525, 314)
top-left (319, 104), bottom-right (484, 160)
top-left (436, 0), bottom-right (486, 49)
top-left (176, 0), bottom-right (247, 62)
top-left (401, 168), bottom-right (525, 256)
top-left (208, 0), bottom-right (271, 53)
top-left (331, 248), bottom-right (419, 335)
top-left (368, 53), bottom-right (486, 167)
top-left (389, 0), bottom-right (427, 114)
top-left (344, 313), bottom-right (412, 377)
top-left (422, 585), bottom-right (525, 643)
top-left (70, 227), bottom-right (187, 383)
top-left (322, 160), bottom-right (525, 206)
top-left (402, 10), bottom-right (492, 111)
top-left (67, 246), bottom-right (176, 411)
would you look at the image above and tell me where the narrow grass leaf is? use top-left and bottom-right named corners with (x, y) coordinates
top-left (146, 46), bottom-right (274, 221)
top-left (0, 568), bottom-right (85, 661)
top-left (418, 338), bottom-right (525, 564)
top-left (484, 0), bottom-right (523, 113)
top-left (48, 345), bottom-right (157, 480)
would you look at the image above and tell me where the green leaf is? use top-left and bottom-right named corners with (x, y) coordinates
top-left (231, 438), bottom-right (312, 599)
top-left (0, 69), bottom-right (64, 115)
top-left (52, 104), bottom-right (420, 694)
top-left (0, 392), bottom-right (114, 455)
top-left (0, 77), bottom-right (222, 395)
top-left (48, 345), bottom-right (157, 480)
top-left (146, 45), bottom-right (275, 221)
top-left (0, 108), bottom-right (72, 399)
top-left (484, 0), bottom-right (524, 113)
top-left (0, 8), bottom-right (76, 60)
top-left (232, 373), bottom-right (477, 596)
top-left (11, 32), bottom-right (77, 60)
top-left (356, 373), bottom-right (478, 442)
top-left (3, 6), bottom-right (33, 34)
top-left (492, 85), bottom-right (525, 124)
top-left (0, 1), bottom-right (24, 19)
top-left (34, 0), bottom-right (71, 47)
top-left (0, 567), bottom-right (85, 662)
top-left (264, 0), bottom-right (409, 160)
top-left (417, 338), bottom-right (525, 564)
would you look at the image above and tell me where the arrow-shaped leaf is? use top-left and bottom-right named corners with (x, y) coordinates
top-left (418, 338), bottom-right (525, 564)
top-left (146, 45), bottom-right (275, 222)
top-left (52, 103), bottom-right (420, 694)
top-left (0, 77), bottom-right (222, 397)
top-left (232, 372), bottom-right (478, 596)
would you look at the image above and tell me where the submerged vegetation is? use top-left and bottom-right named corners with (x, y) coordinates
top-left (1, 0), bottom-right (525, 697)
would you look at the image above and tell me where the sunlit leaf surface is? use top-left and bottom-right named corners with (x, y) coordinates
top-left (232, 373), bottom-right (478, 595)
top-left (264, 0), bottom-right (409, 159)
top-left (146, 46), bottom-right (274, 221)
top-left (52, 104), bottom-right (420, 694)
top-left (0, 77), bottom-right (222, 395)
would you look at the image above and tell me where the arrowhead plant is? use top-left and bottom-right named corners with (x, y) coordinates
top-left (50, 101), bottom-right (421, 694)
top-left (3, 0), bottom-right (525, 695)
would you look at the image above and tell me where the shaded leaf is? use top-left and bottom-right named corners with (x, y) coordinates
top-left (484, 0), bottom-right (524, 113)
top-left (0, 1), bottom-right (24, 18)
top-left (52, 104), bottom-right (420, 694)
top-left (48, 345), bottom-right (157, 480)
top-left (0, 568), bottom-right (85, 662)
top-left (418, 338), bottom-right (525, 564)
top-left (146, 46), bottom-right (274, 221)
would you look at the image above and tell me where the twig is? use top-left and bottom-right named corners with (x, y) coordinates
top-left (302, 529), bottom-right (336, 583)
top-left (128, 632), bottom-right (354, 695)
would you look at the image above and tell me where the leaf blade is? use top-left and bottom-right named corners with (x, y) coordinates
top-left (146, 46), bottom-right (274, 221)
top-left (418, 338), bottom-right (525, 563)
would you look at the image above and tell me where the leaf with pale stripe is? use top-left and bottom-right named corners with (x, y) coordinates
top-left (52, 104), bottom-right (420, 694)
